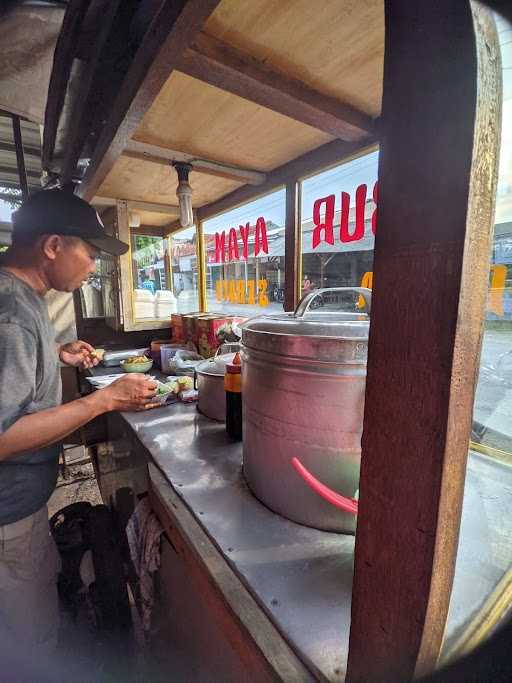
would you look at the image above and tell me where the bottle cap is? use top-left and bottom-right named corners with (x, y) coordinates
top-left (226, 352), bottom-right (241, 374)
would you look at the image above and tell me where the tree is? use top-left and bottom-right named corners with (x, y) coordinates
top-left (0, 187), bottom-right (22, 211)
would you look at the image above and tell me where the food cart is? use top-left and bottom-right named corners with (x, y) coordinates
top-left (1, 1), bottom-right (511, 681)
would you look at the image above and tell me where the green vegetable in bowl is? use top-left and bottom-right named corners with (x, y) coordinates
top-left (156, 381), bottom-right (176, 395)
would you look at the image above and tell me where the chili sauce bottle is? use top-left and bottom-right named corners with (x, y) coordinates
top-left (225, 352), bottom-right (242, 440)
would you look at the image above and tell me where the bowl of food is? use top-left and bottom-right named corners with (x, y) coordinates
top-left (120, 355), bottom-right (154, 373)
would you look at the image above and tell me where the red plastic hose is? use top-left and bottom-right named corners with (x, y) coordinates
top-left (291, 457), bottom-right (359, 515)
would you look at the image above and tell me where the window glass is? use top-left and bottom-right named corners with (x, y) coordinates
top-left (80, 258), bottom-right (105, 318)
top-left (300, 149), bottom-right (378, 314)
top-left (202, 188), bottom-right (286, 316)
top-left (442, 13), bottom-right (512, 660)
top-left (169, 226), bottom-right (200, 313)
top-left (130, 226), bottom-right (199, 322)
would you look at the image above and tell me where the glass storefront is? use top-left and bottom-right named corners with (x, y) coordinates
top-left (169, 226), bottom-right (200, 314)
top-left (202, 188), bottom-right (286, 316)
top-left (130, 226), bottom-right (199, 323)
top-left (300, 149), bottom-right (379, 314)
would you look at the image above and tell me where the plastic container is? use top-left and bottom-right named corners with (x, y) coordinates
top-left (134, 289), bottom-right (155, 319)
top-left (155, 290), bottom-right (177, 318)
top-left (150, 339), bottom-right (172, 367)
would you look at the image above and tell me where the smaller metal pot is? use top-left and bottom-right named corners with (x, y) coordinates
top-left (195, 351), bottom-right (237, 421)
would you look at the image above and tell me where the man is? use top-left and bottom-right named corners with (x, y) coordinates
top-left (141, 273), bottom-right (155, 295)
top-left (302, 274), bottom-right (312, 295)
top-left (0, 189), bottom-right (157, 657)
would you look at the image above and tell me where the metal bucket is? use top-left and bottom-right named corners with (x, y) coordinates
top-left (241, 288), bottom-right (370, 533)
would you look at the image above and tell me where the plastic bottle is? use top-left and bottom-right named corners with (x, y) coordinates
top-left (224, 352), bottom-right (242, 440)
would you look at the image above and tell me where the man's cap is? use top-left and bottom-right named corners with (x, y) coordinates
top-left (11, 189), bottom-right (129, 256)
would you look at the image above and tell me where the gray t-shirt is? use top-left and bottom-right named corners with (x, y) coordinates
top-left (0, 270), bottom-right (62, 525)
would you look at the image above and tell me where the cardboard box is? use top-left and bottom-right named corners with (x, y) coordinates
top-left (182, 312), bottom-right (207, 347)
top-left (197, 316), bottom-right (245, 358)
top-left (171, 314), bottom-right (185, 343)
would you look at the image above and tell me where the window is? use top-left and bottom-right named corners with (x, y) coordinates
top-left (202, 188), bottom-right (286, 316)
top-left (442, 13), bottom-right (512, 660)
top-left (79, 258), bottom-right (105, 318)
top-left (300, 149), bottom-right (378, 312)
top-left (130, 226), bottom-right (200, 323)
top-left (169, 226), bottom-right (200, 313)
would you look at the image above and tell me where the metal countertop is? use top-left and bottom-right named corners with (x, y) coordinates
top-left (89, 365), bottom-right (512, 679)
top-left (122, 403), bottom-right (354, 682)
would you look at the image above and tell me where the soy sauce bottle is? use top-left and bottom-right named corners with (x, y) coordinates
top-left (225, 352), bottom-right (242, 440)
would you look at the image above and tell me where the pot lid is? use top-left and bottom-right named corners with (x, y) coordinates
top-left (242, 313), bottom-right (369, 339)
top-left (241, 287), bottom-right (371, 363)
top-left (197, 352), bottom-right (237, 376)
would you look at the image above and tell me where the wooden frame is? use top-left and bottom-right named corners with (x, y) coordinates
top-left (178, 32), bottom-right (375, 142)
top-left (115, 200), bottom-right (170, 332)
top-left (346, 3), bottom-right (502, 682)
top-left (77, 0), bottom-right (223, 202)
top-left (284, 180), bottom-right (301, 312)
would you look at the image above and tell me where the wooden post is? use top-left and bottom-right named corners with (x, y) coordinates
top-left (196, 217), bottom-right (207, 312)
top-left (284, 180), bottom-right (300, 311)
top-left (346, 3), bottom-right (501, 683)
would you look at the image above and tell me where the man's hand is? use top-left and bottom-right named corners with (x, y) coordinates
top-left (59, 340), bottom-right (99, 369)
top-left (98, 374), bottom-right (158, 412)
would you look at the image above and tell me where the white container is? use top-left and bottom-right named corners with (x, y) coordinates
top-left (134, 288), bottom-right (155, 319)
top-left (155, 289), bottom-right (177, 318)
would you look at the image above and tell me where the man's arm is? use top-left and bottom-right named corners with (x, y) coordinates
top-left (0, 374), bottom-right (158, 462)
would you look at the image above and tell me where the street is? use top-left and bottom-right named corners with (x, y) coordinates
top-left (474, 328), bottom-right (512, 450)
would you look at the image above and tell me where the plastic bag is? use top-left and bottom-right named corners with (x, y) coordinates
top-left (160, 344), bottom-right (198, 374)
top-left (174, 349), bottom-right (204, 377)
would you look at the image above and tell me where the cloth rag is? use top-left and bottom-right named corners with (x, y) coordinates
top-left (126, 497), bottom-right (163, 635)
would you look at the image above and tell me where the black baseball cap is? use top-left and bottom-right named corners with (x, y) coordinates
top-left (11, 189), bottom-right (128, 256)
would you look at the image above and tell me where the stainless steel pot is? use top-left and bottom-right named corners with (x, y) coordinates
top-left (195, 348), bottom-right (238, 421)
top-left (241, 287), bottom-right (370, 533)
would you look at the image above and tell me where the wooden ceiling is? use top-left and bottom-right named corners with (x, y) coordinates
top-left (204, 0), bottom-right (383, 117)
top-left (133, 72), bottom-right (333, 171)
top-left (93, 0), bottom-right (384, 226)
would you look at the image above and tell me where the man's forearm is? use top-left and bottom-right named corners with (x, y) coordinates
top-left (0, 392), bottom-right (110, 461)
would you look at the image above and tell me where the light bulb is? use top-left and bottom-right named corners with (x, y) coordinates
top-left (173, 162), bottom-right (194, 228)
top-left (176, 179), bottom-right (193, 228)
top-left (129, 211), bottom-right (141, 228)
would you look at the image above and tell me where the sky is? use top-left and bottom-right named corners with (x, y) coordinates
top-left (202, 149), bottom-right (380, 236)
top-left (0, 201), bottom-right (12, 222)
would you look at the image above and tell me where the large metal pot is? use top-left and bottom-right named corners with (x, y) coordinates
top-left (195, 346), bottom-right (239, 421)
top-left (241, 287), bottom-right (371, 533)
